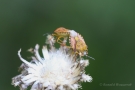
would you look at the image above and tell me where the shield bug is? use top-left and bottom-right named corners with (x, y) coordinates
top-left (52, 27), bottom-right (91, 58)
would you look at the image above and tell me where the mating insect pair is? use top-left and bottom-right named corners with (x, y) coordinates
top-left (52, 27), bottom-right (93, 59)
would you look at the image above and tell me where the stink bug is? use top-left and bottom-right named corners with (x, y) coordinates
top-left (52, 27), bottom-right (90, 58)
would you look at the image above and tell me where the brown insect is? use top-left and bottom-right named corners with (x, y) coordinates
top-left (52, 27), bottom-right (88, 57)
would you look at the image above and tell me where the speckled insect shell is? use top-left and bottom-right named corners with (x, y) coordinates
top-left (76, 33), bottom-right (88, 51)
top-left (54, 27), bottom-right (70, 37)
top-left (69, 33), bottom-right (88, 55)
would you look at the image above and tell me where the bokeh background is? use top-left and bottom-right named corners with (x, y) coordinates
top-left (0, 0), bottom-right (135, 90)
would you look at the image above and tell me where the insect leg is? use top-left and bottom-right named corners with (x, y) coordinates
top-left (57, 37), bottom-right (63, 42)
top-left (57, 37), bottom-right (64, 44)
top-left (52, 34), bottom-right (63, 44)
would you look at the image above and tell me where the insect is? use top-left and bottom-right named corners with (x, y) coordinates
top-left (52, 27), bottom-right (88, 57)
top-left (70, 33), bottom-right (88, 57)
top-left (52, 27), bottom-right (70, 44)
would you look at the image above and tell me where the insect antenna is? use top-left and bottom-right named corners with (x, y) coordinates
top-left (86, 55), bottom-right (95, 60)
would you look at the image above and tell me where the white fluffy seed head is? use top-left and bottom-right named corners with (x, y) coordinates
top-left (12, 34), bottom-right (93, 90)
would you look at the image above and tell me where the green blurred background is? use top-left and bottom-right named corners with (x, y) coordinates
top-left (0, 0), bottom-right (135, 90)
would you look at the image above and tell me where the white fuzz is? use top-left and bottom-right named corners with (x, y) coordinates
top-left (81, 74), bottom-right (93, 82)
top-left (68, 30), bottom-right (78, 37)
top-left (80, 60), bottom-right (89, 67)
top-left (46, 34), bottom-right (55, 47)
top-left (12, 34), bottom-right (92, 90)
